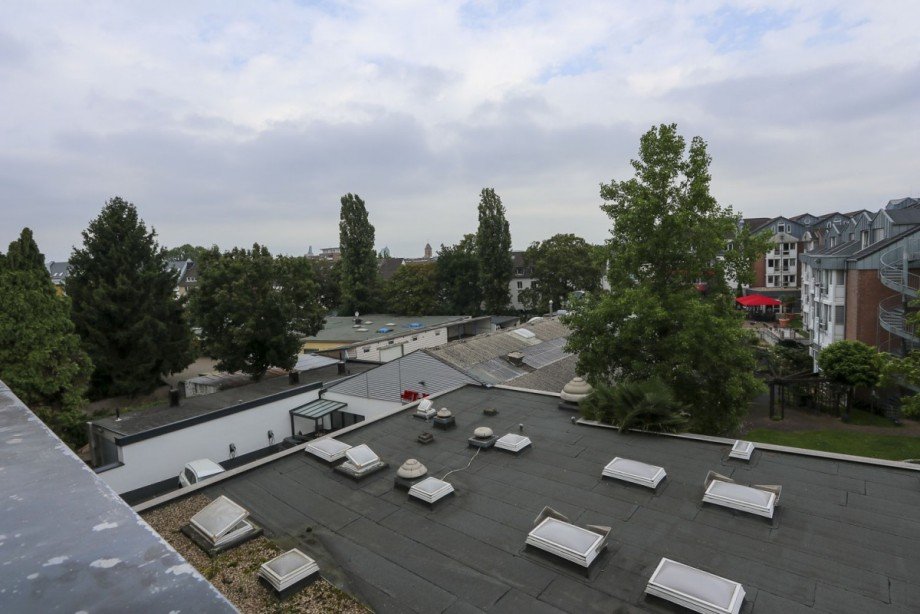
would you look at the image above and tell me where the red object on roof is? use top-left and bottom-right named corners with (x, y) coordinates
top-left (736, 294), bottom-right (782, 307)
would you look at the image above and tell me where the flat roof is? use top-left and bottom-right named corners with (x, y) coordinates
top-left (193, 385), bottom-right (920, 612)
top-left (304, 314), bottom-right (484, 345)
top-left (93, 362), bottom-right (376, 438)
top-left (0, 382), bottom-right (234, 613)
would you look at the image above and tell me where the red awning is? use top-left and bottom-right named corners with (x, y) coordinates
top-left (735, 294), bottom-right (782, 307)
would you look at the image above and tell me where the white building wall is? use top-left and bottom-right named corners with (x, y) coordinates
top-left (345, 326), bottom-right (449, 362)
top-left (98, 389), bottom-right (320, 494)
top-left (321, 392), bottom-right (401, 418)
top-left (509, 277), bottom-right (537, 310)
top-left (802, 263), bottom-right (847, 369)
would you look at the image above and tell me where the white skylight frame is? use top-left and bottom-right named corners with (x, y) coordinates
top-left (602, 457), bottom-right (666, 489)
top-left (526, 517), bottom-right (606, 568)
top-left (415, 398), bottom-right (436, 418)
top-left (645, 558), bottom-right (745, 614)
top-left (190, 495), bottom-right (254, 546)
top-left (408, 477), bottom-right (455, 504)
top-left (703, 480), bottom-right (777, 519)
top-left (259, 548), bottom-right (319, 591)
top-left (729, 440), bottom-right (755, 461)
top-left (495, 433), bottom-right (532, 453)
top-left (512, 328), bottom-right (536, 339)
top-left (345, 444), bottom-right (380, 470)
top-left (305, 438), bottom-right (352, 462)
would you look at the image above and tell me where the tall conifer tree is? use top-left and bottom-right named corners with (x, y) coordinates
top-left (67, 197), bottom-right (193, 397)
top-left (338, 193), bottom-right (378, 315)
top-left (476, 188), bottom-right (513, 313)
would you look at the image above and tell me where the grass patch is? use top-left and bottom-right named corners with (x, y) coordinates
top-left (847, 408), bottom-right (899, 428)
top-left (746, 429), bottom-right (920, 461)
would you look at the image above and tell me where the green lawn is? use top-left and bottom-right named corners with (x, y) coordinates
top-left (745, 429), bottom-right (920, 462)
top-left (846, 408), bottom-right (899, 427)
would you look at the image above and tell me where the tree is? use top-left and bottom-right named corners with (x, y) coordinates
top-left (311, 258), bottom-right (342, 311)
top-left (67, 197), bottom-right (194, 398)
top-left (580, 379), bottom-right (688, 433)
top-left (385, 262), bottom-right (439, 315)
top-left (565, 124), bottom-right (763, 435)
top-left (0, 229), bottom-right (92, 447)
top-left (164, 243), bottom-right (210, 263)
top-left (339, 193), bottom-right (379, 315)
top-left (522, 233), bottom-right (604, 313)
top-left (190, 246), bottom-right (324, 379)
top-left (817, 340), bottom-right (882, 419)
top-left (476, 188), bottom-right (513, 314)
top-left (436, 234), bottom-right (482, 315)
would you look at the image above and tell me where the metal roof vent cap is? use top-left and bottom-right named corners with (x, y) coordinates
top-left (560, 377), bottom-right (593, 403)
top-left (397, 458), bottom-right (428, 479)
top-left (473, 427), bottom-right (493, 439)
top-left (436, 408), bottom-right (452, 418)
top-left (506, 351), bottom-right (525, 366)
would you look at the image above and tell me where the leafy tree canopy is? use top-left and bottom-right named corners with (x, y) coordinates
top-left (476, 188), bottom-right (513, 314)
top-left (521, 233), bottom-right (603, 313)
top-left (436, 234), bottom-right (482, 315)
top-left (565, 124), bottom-right (763, 435)
top-left (164, 243), bottom-right (211, 263)
top-left (67, 197), bottom-right (194, 397)
top-left (339, 193), bottom-right (379, 315)
top-left (311, 258), bottom-right (342, 311)
top-left (817, 340), bottom-right (882, 389)
top-left (0, 229), bottom-right (93, 447)
top-left (190, 246), bottom-right (324, 379)
top-left (384, 262), bottom-right (440, 315)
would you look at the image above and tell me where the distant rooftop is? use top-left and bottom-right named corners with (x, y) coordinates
top-left (185, 384), bottom-right (920, 613)
top-left (304, 314), bottom-right (484, 346)
top-left (0, 381), bottom-right (234, 613)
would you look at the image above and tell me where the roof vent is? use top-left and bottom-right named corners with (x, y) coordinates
top-left (305, 438), bottom-right (352, 463)
top-left (408, 477), bottom-right (455, 505)
top-left (356, 327), bottom-right (368, 332)
top-left (525, 506), bottom-right (609, 568)
top-left (377, 327), bottom-right (393, 333)
top-left (408, 322), bottom-right (422, 329)
top-left (645, 558), bottom-right (745, 614)
top-left (602, 457), bottom-right (666, 489)
top-left (506, 351), bottom-right (525, 366)
top-left (494, 433), bottom-right (531, 453)
top-left (259, 548), bottom-right (320, 593)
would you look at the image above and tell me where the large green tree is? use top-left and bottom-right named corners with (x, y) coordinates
top-left (476, 188), bottom-right (513, 314)
top-left (311, 258), bottom-right (342, 311)
top-left (385, 262), bottom-right (440, 315)
top-left (164, 243), bottom-right (210, 263)
top-left (190, 246), bottom-right (324, 379)
top-left (521, 233), bottom-right (604, 313)
top-left (565, 124), bottom-right (763, 435)
top-left (339, 193), bottom-right (378, 315)
top-left (817, 340), bottom-right (882, 419)
top-left (436, 234), bottom-right (482, 315)
top-left (0, 229), bottom-right (93, 447)
top-left (67, 197), bottom-right (194, 397)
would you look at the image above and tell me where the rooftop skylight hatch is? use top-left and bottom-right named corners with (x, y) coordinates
top-left (702, 472), bottom-right (780, 519)
top-left (305, 438), bottom-right (352, 463)
top-left (602, 457), bottom-right (666, 489)
top-left (728, 440), bottom-right (755, 461)
top-left (494, 433), bottom-right (531, 453)
top-left (408, 477), bottom-right (455, 505)
top-left (185, 495), bottom-right (261, 554)
top-left (524, 507), bottom-right (610, 568)
top-left (259, 548), bottom-right (320, 594)
top-left (335, 443), bottom-right (387, 479)
top-left (645, 557), bottom-right (745, 614)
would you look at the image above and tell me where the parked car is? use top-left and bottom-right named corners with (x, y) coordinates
top-left (178, 459), bottom-right (226, 487)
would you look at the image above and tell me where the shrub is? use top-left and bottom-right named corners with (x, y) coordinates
top-left (581, 378), bottom-right (689, 433)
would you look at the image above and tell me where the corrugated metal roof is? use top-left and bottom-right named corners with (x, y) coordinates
top-left (329, 350), bottom-right (477, 402)
top-left (291, 398), bottom-right (347, 418)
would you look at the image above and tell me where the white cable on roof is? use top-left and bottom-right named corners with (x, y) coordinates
top-left (440, 447), bottom-right (481, 481)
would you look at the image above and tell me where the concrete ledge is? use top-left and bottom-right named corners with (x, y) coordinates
top-left (576, 418), bottom-right (920, 472)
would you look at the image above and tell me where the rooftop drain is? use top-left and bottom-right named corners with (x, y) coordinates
top-left (495, 433), bottom-right (531, 453)
top-left (728, 440), bottom-right (755, 461)
top-left (305, 438), bottom-right (352, 463)
top-left (702, 471), bottom-right (780, 519)
top-left (183, 495), bottom-right (262, 555)
top-left (468, 426), bottom-right (497, 449)
top-left (414, 398), bottom-right (436, 419)
top-left (334, 444), bottom-right (387, 479)
top-left (645, 557), bottom-right (745, 614)
top-left (602, 457), bottom-right (667, 489)
top-left (525, 506), bottom-right (609, 568)
top-left (259, 548), bottom-right (320, 595)
top-left (408, 477), bottom-right (455, 505)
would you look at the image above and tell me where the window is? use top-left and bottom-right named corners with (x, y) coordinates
top-left (861, 231), bottom-right (869, 248)
top-left (836, 270), bottom-right (845, 285)
top-left (515, 267), bottom-right (524, 275)
top-left (777, 223), bottom-right (785, 233)
top-left (516, 281), bottom-right (523, 289)
top-left (411, 336), bottom-right (418, 341)
top-left (873, 228), bottom-right (884, 243)
top-left (835, 305), bottom-right (844, 322)
top-left (363, 347), bottom-right (370, 353)
top-left (767, 259), bottom-right (776, 268)
top-left (183, 468), bottom-right (196, 485)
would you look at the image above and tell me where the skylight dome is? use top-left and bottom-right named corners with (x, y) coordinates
top-left (525, 507), bottom-right (609, 568)
top-left (305, 438), bottom-right (352, 463)
top-left (602, 457), bottom-right (666, 489)
top-left (645, 558), bottom-right (745, 614)
top-left (415, 398), bottom-right (436, 419)
top-left (345, 444), bottom-right (380, 470)
top-left (512, 328), bottom-right (536, 339)
top-left (259, 548), bottom-right (319, 593)
top-left (729, 440), bottom-right (755, 461)
top-left (189, 495), bottom-right (259, 548)
top-left (408, 477), bottom-right (455, 505)
top-left (495, 433), bottom-right (531, 453)
top-left (702, 473), bottom-right (780, 519)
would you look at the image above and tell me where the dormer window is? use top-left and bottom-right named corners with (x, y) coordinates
top-left (776, 223), bottom-right (785, 233)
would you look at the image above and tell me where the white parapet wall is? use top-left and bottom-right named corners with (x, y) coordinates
top-left (97, 388), bottom-right (321, 494)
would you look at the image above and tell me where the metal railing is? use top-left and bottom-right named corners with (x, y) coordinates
top-left (878, 294), bottom-right (920, 344)
top-left (878, 238), bottom-right (920, 297)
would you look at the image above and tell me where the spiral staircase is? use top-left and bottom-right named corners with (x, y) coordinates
top-left (878, 239), bottom-right (920, 352)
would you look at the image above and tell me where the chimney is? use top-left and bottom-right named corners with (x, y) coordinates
top-left (289, 371), bottom-right (300, 385)
top-left (506, 351), bottom-right (525, 367)
top-left (169, 388), bottom-right (180, 407)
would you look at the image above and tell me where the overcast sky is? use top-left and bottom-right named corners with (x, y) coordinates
top-left (1, 1), bottom-right (918, 261)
